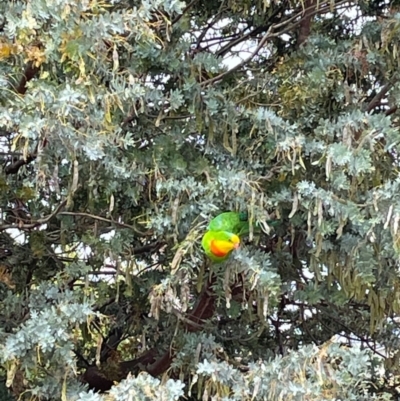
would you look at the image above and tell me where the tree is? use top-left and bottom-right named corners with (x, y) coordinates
top-left (0, 0), bottom-right (400, 399)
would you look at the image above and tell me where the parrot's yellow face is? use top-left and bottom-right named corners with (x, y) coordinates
top-left (210, 234), bottom-right (240, 258)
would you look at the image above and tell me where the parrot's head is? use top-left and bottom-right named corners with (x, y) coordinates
top-left (210, 232), bottom-right (240, 258)
top-left (229, 234), bottom-right (240, 249)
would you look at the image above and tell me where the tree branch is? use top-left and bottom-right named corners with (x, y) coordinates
top-left (200, 26), bottom-right (274, 86)
top-left (172, 0), bottom-right (200, 25)
top-left (15, 62), bottom-right (39, 95)
top-left (0, 200), bottom-right (67, 231)
top-left (297, 0), bottom-right (315, 46)
top-left (385, 105), bottom-right (397, 116)
top-left (59, 211), bottom-right (151, 235)
top-left (366, 82), bottom-right (393, 113)
top-left (82, 277), bottom-right (218, 391)
top-left (4, 154), bottom-right (37, 175)
top-left (200, 0), bottom-right (349, 87)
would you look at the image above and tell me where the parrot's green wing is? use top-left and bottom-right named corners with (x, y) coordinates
top-left (208, 211), bottom-right (281, 236)
top-left (207, 212), bottom-right (249, 235)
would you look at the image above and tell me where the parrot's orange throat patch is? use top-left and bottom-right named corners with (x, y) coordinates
top-left (210, 236), bottom-right (240, 257)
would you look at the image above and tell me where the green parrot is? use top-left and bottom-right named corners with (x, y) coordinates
top-left (201, 211), bottom-right (250, 263)
top-left (202, 211), bottom-right (279, 262)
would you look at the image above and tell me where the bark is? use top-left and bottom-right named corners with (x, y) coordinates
top-left (297, 0), bottom-right (316, 47)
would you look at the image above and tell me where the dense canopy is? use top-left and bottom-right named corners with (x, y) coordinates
top-left (1, 0), bottom-right (400, 399)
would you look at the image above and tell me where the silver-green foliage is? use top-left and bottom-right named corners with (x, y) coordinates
top-left (1, 0), bottom-right (400, 399)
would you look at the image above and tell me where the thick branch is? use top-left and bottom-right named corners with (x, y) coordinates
top-left (297, 0), bottom-right (315, 46)
top-left (15, 62), bottom-right (39, 95)
top-left (4, 154), bottom-right (36, 175)
top-left (366, 82), bottom-right (393, 113)
top-left (4, 139), bottom-right (47, 175)
top-left (385, 105), bottom-right (397, 116)
top-left (82, 277), bottom-right (218, 391)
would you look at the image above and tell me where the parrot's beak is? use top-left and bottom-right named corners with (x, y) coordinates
top-left (234, 242), bottom-right (240, 249)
